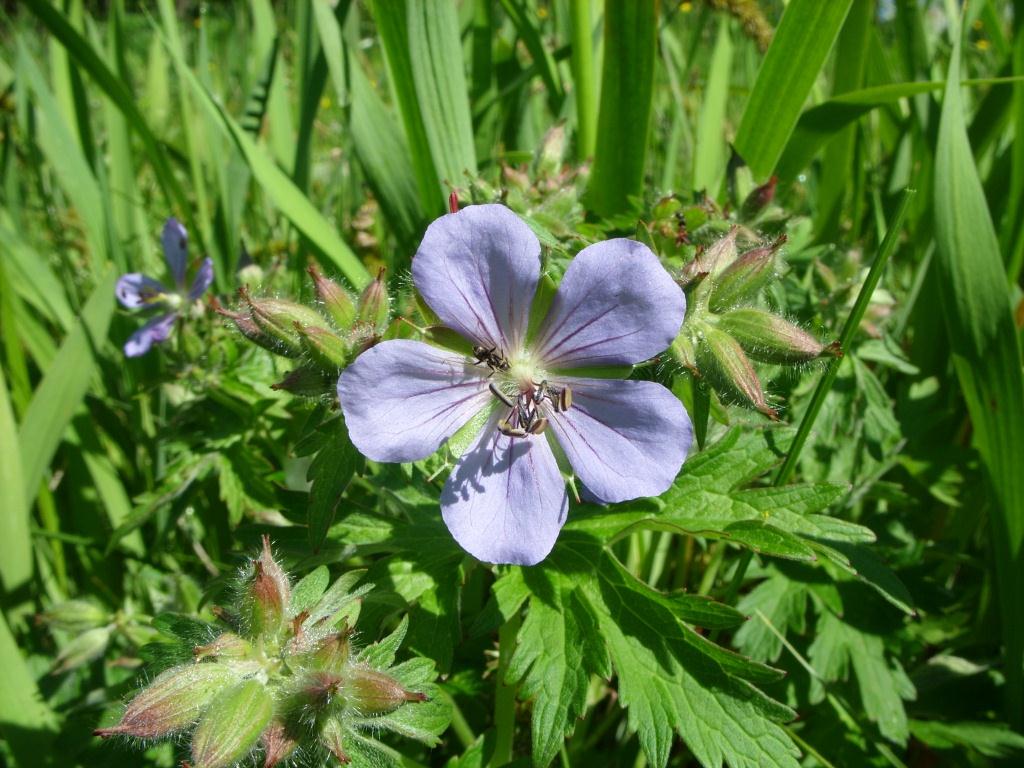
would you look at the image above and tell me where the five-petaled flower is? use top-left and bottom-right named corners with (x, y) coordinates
top-left (115, 218), bottom-right (213, 357)
top-left (338, 205), bottom-right (692, 565)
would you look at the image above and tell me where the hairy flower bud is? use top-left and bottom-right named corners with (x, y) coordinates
top-left (312, 627), bottom-right (353, 674)
top-left (356, 269), bottom-right (390, 335)
top-left (535, 123), bottom-right (567, 178)
top-left (261, 719), bottom-right (300, 768)
top-left (39, 599), bottom-right (108, 632)
top-left (271, 365), bottom-right (335, 397)
top-left (194, 632), bottom-right (252, 662)
top-left (297, 324), bottom-right (350, 369)
top-left (191, 679), bottom-right (273, 768)
top-left (246, 536), bottom-right (291, 641)
top-left (709, 236), bottom-right (785, 311)
top-left (717, 308), bottom-right (838, 364)
top-left (349, 667), bottom-right (427, 716)
top-left (214, 300), bottom-right (289, 356)
top-left (243, 287), bottom-right (330, 357)
top-left (320, 717), bottom-right (351, 764)
top-left (681, 227), bottom-right (738, 286)
top-left (52, 626), bottom-right (112, 674)
top-left (309, 266), bottom-right (357, 330)
top-left (697, 324), bottom-right (777, 419)
top-left (94, 664), bottom-right (239, 739)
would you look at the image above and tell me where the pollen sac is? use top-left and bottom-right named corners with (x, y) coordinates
top-left (191, 679), bottom-right (274, 768)
top-left (349, 667), bottom-right (427, 716)
top-left (94, 663), bottom-right (240, 740)
top-left (245, 536), bottom-right (292, 641)
top-left (717, 308), bottom-right (832, 364)
top-left (708, 237), bottom-right (784, 312)
top-left (309, 265), bottom-right (357, 331)
top-left (697, 324), bottom-right (778, 420)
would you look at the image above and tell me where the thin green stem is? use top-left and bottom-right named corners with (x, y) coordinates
top-left (492, 612), bottom-right (521, 767)
top-left (719, 189), bottom-right (915, 605)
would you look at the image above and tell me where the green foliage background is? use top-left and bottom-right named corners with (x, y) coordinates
top-left (2, 0), bottom-right (1024, 766)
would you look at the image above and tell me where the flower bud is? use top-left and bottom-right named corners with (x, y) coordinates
top-left (320, 717), bottom-right (351, 764)
top-left (52, 626), bottom-right (111, 674)
top-left (271, 365), bottom-right (335, 397)
top-left (214, 300), bottom-right (289, 356)
top-left (348, 667), bottom-right (427, 716)
top-left (298, 671), bottom-right (346, 712)
top-left (261, 719), bottom-right (300, 768)
top-left (680, 227), bottom-right (737, 286)
top-left (245, 536), bottom-right (291, 641)
top-left (191, 679), bottom-right (273, 768)
top-left (708, 236), bottom-right (784, 311)
top-left (717, 308), bottom-right (836, 364)
top-left (535, 123), bottom-right (566, 178)
top-left (697, 324), bottom-right (777, 420)
top-left (297, 324), bottom-right (350, 369)
top-left (740, 175), bottom-right (777, 220)
top-left (39, 599), bottom-right (108, 632)
top-left (356, 269), bottom-right (390, 335)
top-left (309, 266), bottom-right (356, 330)
top-left (312, 626), bottom-right (353, 674)
top-left (94, 663), bottom-right (239, 739)
top-left (194, 632), bottom-right (252, 662)
top-left (243, 287), bottom-right (330, 357)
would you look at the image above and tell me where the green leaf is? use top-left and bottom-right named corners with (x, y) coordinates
top-left (0, 612), bottom-right (59, 765)
top-left (909, 719), bottom-right (1024, 758)
top-left (18, 269), bottom-right (116, 510)
top-left (307, 416), bottom-right (361, 553)
top-left (723, 520), bottom-right (818, 563)
top-left (933, 20), bottom-right (1024, 724)
top-left (290, 565), bottom-right (330, 615)
top-left (808, 610), bottom-right (915, 745)
top-left (734, 572), bottom-right (809, 663)
top-left (734, 0), bottom-right (854, 179)
top-left (586, 0), bottom-right (659, 219)
top-left (560, 539), bottom-right (801, 768)
top-left (0, 363), bottom-right (31, 591)
top-left (507, 572), bottom-right (609, 767)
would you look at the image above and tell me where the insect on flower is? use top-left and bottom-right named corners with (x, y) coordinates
top-left (338, 204), bottom-right (693, 566)
top-left (115, 218), bottom-right (213, 357)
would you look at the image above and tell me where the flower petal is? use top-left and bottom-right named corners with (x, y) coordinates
top-left (116, 273), bottom-right (168, 310)
top-left (533, 239), bottom-right (686, 368)
top-left (337, 340), bottom-right (491, 463)
top-left (124, 313), bottom-right (177, 358)
top-left (189, 258), bottom-right (214, 300)
top-left (441, 414), bottom-right (568, 565)
top-left (162, 217), bottom-right (189, 289)
top-left (412, 204), bottom-right (540, 353)
top-left (548, 377), bottom-right (692, 503)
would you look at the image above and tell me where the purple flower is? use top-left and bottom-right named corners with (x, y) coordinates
top-left (116, 218), bottom-right (213, 357)
top-left (338, 205), bottom-right (693, 565)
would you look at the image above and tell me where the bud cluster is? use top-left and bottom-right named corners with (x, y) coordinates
top-left (671, 227), bottom-right (839, 418)
top-left (95, 537), bottom-right (431, 768)
top-left (217, 266), bottom-right (393, 397)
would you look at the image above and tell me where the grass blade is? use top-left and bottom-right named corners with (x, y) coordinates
top-left (569, 0), bottom-right (598, 161)
top-left (933, 24), bottom-right (1024, 727)
top-left (734, 0), bottom-right (853, 180)
top-left (407, 0), bottom-right (478, 197)
top-left (693, 18), bottom-right (733, 194)
top-left (0, 357), bottom-right (31, 591)
top-left (586, 0), bottom-right (659, 219)
top-left (18, 268), bottom-right (116, 512)
top-left (0, 612), bottom-right (59, 766)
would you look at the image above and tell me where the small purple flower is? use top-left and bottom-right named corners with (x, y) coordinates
top-left (116, 218), bottom-right (213, 357)
top-left (338, 204), bottom-right (693, 565)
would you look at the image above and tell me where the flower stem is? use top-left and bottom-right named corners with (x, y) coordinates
top-left (720, 189), bottom-right (915, 607)
top-left (492, 612), bottom-right (521, 767)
